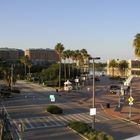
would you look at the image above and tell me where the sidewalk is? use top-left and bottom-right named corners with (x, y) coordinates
top-left (101, 104), bottom-right (140, 125)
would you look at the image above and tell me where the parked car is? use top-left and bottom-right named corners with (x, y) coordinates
top-left (109, 85), bottom-right (121, 94)
top-left (95, 76), bottom-right (100, 81)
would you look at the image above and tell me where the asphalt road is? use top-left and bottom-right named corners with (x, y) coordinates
top-left (1, 79), bottom-right (140, 140)
top-left (23, 127), bottom-right (84, 140)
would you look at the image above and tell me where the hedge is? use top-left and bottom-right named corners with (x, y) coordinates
top-left (46, 105), bottom-right (63, 114)
top-left (68, 121), bottom-right (114, 140)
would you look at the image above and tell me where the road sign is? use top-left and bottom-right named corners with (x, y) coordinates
top-left (128, 96), bottom-right (134, 103)
top-left (90, 108), bottom-right (96, 116)
top-left (49, 95), bottom-right (55, 102)
top-left (129, 102), bottom-right (133, 105)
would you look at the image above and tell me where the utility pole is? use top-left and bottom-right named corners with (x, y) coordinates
top-left (89, 57), bottom-right (100, 130)
top-left (11, 64), bottom-right (14, 91)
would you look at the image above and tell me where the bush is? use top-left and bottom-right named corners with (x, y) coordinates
top-left (69, 121), bottom-right (91, 134)
top-left (84, 131), bottom-right (97, 140)
top-left (68, 121), bottom-right (115, 140)
top-left (47, 105), bottom-right (63, 114)
top-left (11, 88), bottom-right (20, 93)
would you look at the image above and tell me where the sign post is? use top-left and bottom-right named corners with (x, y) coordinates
top-left (49, 95), bottom-right (55, 102)
top-left (128, 96), bottom-right (134, 118)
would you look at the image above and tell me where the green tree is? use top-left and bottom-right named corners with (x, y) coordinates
top-left (63, 49), bottom-right (72, 78)
top-left (27, 61), bottom-right (32, 75)
top-left (109, 59), bottom-right (118, 77)
top-left (118, 60), bottom-right (128, 76)
top-left (133, 33), bottom-right (140, 57)
top-left (20, 56), bottom-right (29, 78)
top-left (41, 64), bottom-right (59, 81)
top-left (55, 43), bottom-right (65, 88)
top-left (62, 50), bottom-right (68, 81)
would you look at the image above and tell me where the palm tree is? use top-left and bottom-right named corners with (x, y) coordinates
top-left (20, 55), bottom-right (30, 79)
top-left (64, 49), bottom-right (72, 78)
top-left (69, 50), bottom-right (76, 79)
top-left (27, 61), bottom-right (32, 78)
top-left (62, 50), bottom-right (67, 81)
top-left (118, 60), bottom-right (128, 76)
top-left (133, 33), bottom-right (140, 58)
top-left (55, 43), bottom-right (65, 88)
top-left (109, 59), bottom-right (118, 77)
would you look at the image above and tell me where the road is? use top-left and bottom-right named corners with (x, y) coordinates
top-left (1, 79), bottom-right (140, 140)
top-left (23, 127), bottom-right (84, 140)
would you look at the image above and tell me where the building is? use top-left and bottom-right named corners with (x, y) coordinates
top-left (0, 48), bottom-right (24, 63)
top-left (107, 59), bottom-right (140, 77)
top-left (128, 59), bottom-right (140, 76)
top-left (25, 48), bottom-right (59, 65)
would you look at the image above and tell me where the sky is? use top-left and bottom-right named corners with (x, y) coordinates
top-left (0, 0), bottom-right (140, 62)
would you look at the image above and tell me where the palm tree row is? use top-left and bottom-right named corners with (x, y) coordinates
top-left (54, 43), bottom-right (91, 88)
top-left (20, 55), bottom-right (32, 79)
top-left (109, 59), bottom-right (128, 77)
top-left (133, 33), bottom-right (140, 58)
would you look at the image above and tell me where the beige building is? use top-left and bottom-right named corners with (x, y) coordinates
top-left (0, 48), bottom-right (24, 62)
top-left (25, 48), bottom-right (59, 65)
top-left (107, 59), bottom-right (140, 77)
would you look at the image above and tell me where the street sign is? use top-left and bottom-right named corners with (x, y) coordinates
top-left (129, 102), bottom-right (133, 105)
top-left (49, 95), bottom-right (55, 102)
top-left (90, 108), bottom-right (96, 116)
top-left (128, 96), bottom-right (134, 103)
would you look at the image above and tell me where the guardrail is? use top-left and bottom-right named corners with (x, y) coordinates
top-left (0, 123), bottom-right (3, 140)
top-left (1, 103), bottom-right (21, 140)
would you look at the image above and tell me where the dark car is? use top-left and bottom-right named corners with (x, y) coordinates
top-left (109, 85), bottom-right (120, 94)
top-left (95, 76), bottom-right (100, 81)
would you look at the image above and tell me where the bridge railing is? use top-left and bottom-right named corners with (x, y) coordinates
top-left (1, 103), bottom-right (22, 140)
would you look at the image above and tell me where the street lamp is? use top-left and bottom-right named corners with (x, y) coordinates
top-left (89, 57), bottom-right (100, 130)
top-left (11, 64), bottom-right (14, 91)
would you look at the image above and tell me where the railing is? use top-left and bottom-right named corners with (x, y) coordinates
top-left (124, 75), bottom-right (133, 86)
top-left (1, 103), bottom-right (21, 140)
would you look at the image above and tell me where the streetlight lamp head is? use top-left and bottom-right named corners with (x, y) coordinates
top-left (89, 57), bottom-right (101, 60)
top-left (94, 57), bottom-right (100, 60)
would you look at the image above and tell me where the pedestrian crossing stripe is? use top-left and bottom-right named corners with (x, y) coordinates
top-left (12, 112), bottom-right (113, 131)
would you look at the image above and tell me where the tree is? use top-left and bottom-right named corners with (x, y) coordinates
top-left (20, 55), bottom-right (32, 79)
top-left (3, 65), bottom-right (16, 88)
top-left (118, 60), bottom-right (128, 76)
top-left (62, 50), bottom-right (67, 81)
top-left (133, 33), bottom-right (140, 58)
top-left (27, 61), bottom-right (32, 79)
top-left (55, 43), bottom-right (65, 88)
top-left (109, 59), bottom-right (118, 76)
top-left (20, 56), bottom-right (29, 78)
top-left (63, 49), bottom-right (72, 78)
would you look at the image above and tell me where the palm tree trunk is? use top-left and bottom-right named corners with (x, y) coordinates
top-left (64, 61), bottom-right (66, 81)
top-left (25, 64), bottom-right (27, 79)
top-left (68, 62), bottom-right (70, 78)
top-left (59, 59), bottom-right (61, 88)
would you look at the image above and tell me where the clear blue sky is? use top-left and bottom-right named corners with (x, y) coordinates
top-left (0, 0), bottom-right (140, 61)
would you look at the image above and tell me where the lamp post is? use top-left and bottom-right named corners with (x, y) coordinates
top-left (11, 64), bottom-right (14, 91)
top-left (90, 57), bottom-right (100, 130)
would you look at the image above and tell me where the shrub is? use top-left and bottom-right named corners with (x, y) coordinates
top-left (68, 121), bottom-right (115, 140)
top-left (11, 88), bottom-right (20, 93)
top-left (68, 121), bottom-right (91, 134)
top-left (47, 105), bottom-right (63, 114)
top-left (84, 131), bottom-right (97, 140)
top-left (105, 134), bottom-right (114, 140)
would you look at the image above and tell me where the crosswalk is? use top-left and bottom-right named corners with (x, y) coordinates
top-left (12, 112), bottom-right (113, 131)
